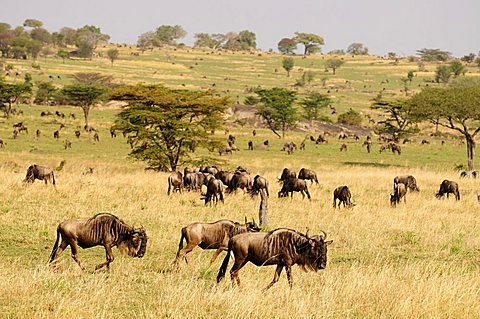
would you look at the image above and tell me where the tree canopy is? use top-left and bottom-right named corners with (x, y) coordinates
top-left (300, 92), bottom-right (331, 121)
top-left (61, 84), bottom-right (107, 128)
top-left (111, 85), bottom-right (230, 171)
top-left (416, 48), bottom-right (452, 61)
top-left (371, 99), bottom-right (419, 140)
top-left (293, 32), bottom-right (324, 55)
top-left (253, 87), bottom-right (298, 138)
top-left (408, 83), bottom-right (480, 169)
top-left (282, 57), bottom-right (294, 77)
top-left (325, 58), bottom-right (344, 75)
top-left (277, 38), bottom-right (297, 54)
top-left (346, 43), bottom-right (369, 55)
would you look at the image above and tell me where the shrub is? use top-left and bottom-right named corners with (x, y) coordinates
top-left (337, 109), bottom-right (362, 126)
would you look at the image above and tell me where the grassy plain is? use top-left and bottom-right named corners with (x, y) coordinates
top-left (0, 49), bottom-right (480, 318)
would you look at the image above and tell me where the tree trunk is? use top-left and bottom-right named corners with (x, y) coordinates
top-left (282, 122), bottom-right (285, 139)
top-left (466, 134), bottom-right (475, 170)
top-left (332, 67), bottom-right (336, 75)
top-left (82, 106), bottom-right (90, 129)
top-left (258, 189), bottom-right (268, 226)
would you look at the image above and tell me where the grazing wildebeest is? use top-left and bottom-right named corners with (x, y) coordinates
top-left (249, 175), bottom-right (269, 197)
top-left (228, 134), bottom-right (236, 145)
top-left (183, 172), bottom-right (198, 191)
top-left (394, 175), bottom-right (419, 192)
top-left (248, 141), bottom-right (253, 150)
top-left (167, 171), bottom-right (183, 195)
top-left (18, 126), bottom-right (28, 134)
top-left (49, 213), bottom-right (147, 271)
top-left (53, 130), bottom-right (60, 139)
top-left (201, 178), bottom-right (224, 205)
top-left (436, 180), bottom-right (460, 201)
top-left (252, 129), bottom-right (256, 136)
top-left (202, 166), bottom-right (220, 176)
top-left (13, 129), bottom-right (18, 139)
top-left (283, 142), bottom-right (296, 155)
top-left (227, 172), bottom-right (252, 193)
top-left (379, 144), bottom-right (388, 153)
top-left (338, 132), bottom-right (347, 139)
top-left (0, 139), bottom-right (3, 148)
top-left (279, 168), bottom-right (296, 182)
top-left (63, 139), bottom-right (72, 150)
top-left (75, 130), bottom-right (81, 139)
top-left (217, 228), bottom-right (332, 290)
top-left (110, 128), bottom-right (116, 138)
top-left (316, 134), bottom-right (327, 144)
top-left (13, 122), bottom-right (23, 129)
top-left (93, 132), bottom-right (99, 142)
top-left (36, 129), bottom-right (41, 138)
top-left (363, 139), bottom-right (372, 153)
top-left (23, 164), bottom-right (56, 186)
top-left (333, 186), bottom-right (354, 208)
top-left (421, 139), bottom-right (430, 145)
top-left (390, 143), bottom-right (401, 155)
top-left (263, 140), bottom-right (269, 147)
top-left (390, 183), bottom-right (407, 207)
top-left (235, 166), bottom-right (250, 174)
top-left (175, 218), bottom-right (260, 264)
top-left (298, 168), bottom-right (319, 186)
top-left (278, 178), bottom-right (311, 200)
top-left (340, 143), bottom-right (347, 152)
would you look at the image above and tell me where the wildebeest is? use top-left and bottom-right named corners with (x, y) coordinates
top-left (279, 168), bottom-right (296, 182)
top-left (0, 139), bottom-right (3, 148)
top-left (201, 178), bottom-right (224, 205)
top-left (49, 213), bottom-right (147, 271)
top-left (248, 175), bottom-right (269, 197)
top-left (283, 142), bottom-right (296, 155)
top-left (93, 132), bottom-right (99, 142)
top-left (436, 180), bottom-right (460, 201)
top-left (340, 143), bottom-right (347, 152)
top-left (183, 172), bottom-right (198, 191)
top-left (394, 175), bottom-right (419, 192)
top-left (227, 172), bottom-right (252, 193)
top-left (36, 129), bottom-right (41, 138)
top-left (63, 139), bottom-right (72, 150)
top-left (75, 130), bottom-right (81, 138)
top-left (175, 218), bottom-right (260, 264)
top-left (23, 164), bottom-right (56, 186)
top-left (390, 143), bottom-right (401, 155)
top-left (110, 128), bottom-right (116, 138)
top-left (252, 129), bottom-right (256, 136)
top-left (333, 186), bottom-right (354, 208)
top-left (217, 228), bottom-right (332, 290)
top-left (278, 178), bottom-right (311, 200)
top-left (298, 168), bottom-right (319, 186)
top-left (248, 141), bottom-right (253, 150)
top-left (216, 171), bottom-right (234, 188)
top-left (53, 130), bottom-right (60, 139)
top-left (263, 140), bottom-right (269, 147)
top-left (167, 171), bottom-right (183, 195)
top-left (390, 183), bottom-right (407, 207)
top-left (421, 139), bottom-right (430, 145)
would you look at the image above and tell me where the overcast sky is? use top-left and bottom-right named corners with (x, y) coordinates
top-left (1, 0), bottom-right (478, 57)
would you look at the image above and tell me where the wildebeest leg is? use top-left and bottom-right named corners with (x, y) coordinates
top-left (285, 265), bottom-right (293, 289)
top-left (300, 190), bottom-right (305, 200)
top-left (306, 189), bottom-right (311, 200)
top-left (210, 247), bottom-right (225, 263)
top-left (230, 257), bottom-right (248, 286)
top-left (264, 264), bottom-right (284, 291)
top-left (50, 241), bottom-right (68, 269)
top-left (167, 182), bottom-right (171, 195)
top-left (333, 198), bottom-right (336, 208)
top-left (69, 241), bottom-right (85, 271)
top-left (95, 244), bottom-right (114, 271)
top-left (177, 243), bottom-right (196, 264)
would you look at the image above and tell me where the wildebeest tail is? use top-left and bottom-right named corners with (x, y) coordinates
top-left (176, 227), bottom-right (186, 259)
top-left (52, 172), bottom-right (56, 186)
top-left (219, 190), bottom-right (224, 203)
top-left (217, 240), bottom-right (232, 283)
top-left (48, 228), bottom-right (61, 263)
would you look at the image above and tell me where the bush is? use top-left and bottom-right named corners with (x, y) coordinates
top-left (337, 109), bottom-right (362, 126)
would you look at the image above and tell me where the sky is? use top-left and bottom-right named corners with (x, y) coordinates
top-left (1, 0), bottom-right (478, 57)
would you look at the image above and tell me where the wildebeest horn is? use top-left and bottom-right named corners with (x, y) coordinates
top-left (245, 216), bottom-right (247, 224)
top-left (305, 227), bottom-right (310, 238)
top-left (319, 230), bottom-right (327, 239)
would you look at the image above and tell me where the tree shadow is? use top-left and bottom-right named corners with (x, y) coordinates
top-left (341, 161), bottom-right (404, 168)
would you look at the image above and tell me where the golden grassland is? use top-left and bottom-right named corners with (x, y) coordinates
top-left (0, 153), bottom-right (479, 318)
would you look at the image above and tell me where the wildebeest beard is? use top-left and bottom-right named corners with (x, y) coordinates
top-left (118, 228), bottom-right (147, 258)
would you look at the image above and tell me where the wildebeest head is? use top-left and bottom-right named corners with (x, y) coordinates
top-left (24, 165), bottom-right (36, 183)
top-left (244, 216), bottom-right (261, 232)
top-left (296, 231), bottom-right (332, 271)
top-left (119, 226), bottom-right (148, 258)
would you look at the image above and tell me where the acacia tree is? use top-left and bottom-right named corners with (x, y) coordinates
top-left (325, 58), bottom-right (344, 75)
top-left (293, 32), bottom-right (324, 55)
top-left (61, 84), bottom-right (106, 128)
top-left (346, 43), bottom-right (369, 55)
top-left (409, 82), bottom-right (480, 170)
top-left (107, 48), bottom-right (119, 66)
top-left (253, 87), bottom-right (298, 138)
top-left (277, 38), bottom-right (297, 54)
top-left (371, 100), bottom-right (419, 141)
top-left (111, 85), bottom-right (229, 171)
top-left (0, 81), bottom-right (32, 118)
top-left (300, 92), bottom-right (331, 121)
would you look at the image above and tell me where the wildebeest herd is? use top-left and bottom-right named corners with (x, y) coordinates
top-left (21, 159), bottom-right (472, 290)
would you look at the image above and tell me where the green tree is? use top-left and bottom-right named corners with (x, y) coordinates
top-left (300, 92), bottom-right (331, 121)
top-left (282, 57), bottom-right (294, 77)
top-left (107, 48), bottom-right (119, 66)
top-left (57, 48), bottom-right (69, 63)
top-left (137, 31), bottom-right (157, 51)
top-left (26, 39), bottom-right (42, 60)
top-left (193, 33), bottom-right (226, 49)
top-left (346, 42), bottom-right (369, 55)
top-left (30, 27), bottom-right (51, 44)
top-left (34, 81), bottom-right (58, 105)
top-left (325, 58), bottom-right (344, 75)
top-left (435, 65), bottom-right (451, 84)
top-left (407, 70), bottom-right (415, 82)
top-left (61, 84), bottom-right (107, 128)
top-left (75, 25), bottom-right (110, 59)
top-left (337, 109), bottom-right (362, 126)
top-left (0, 81), bottom-right (32, 118)
top-left (371, 100), bottom-right (418, 140)
top-left (277, 38), bottom-right (297, 54)
top-left (111, 85), bottom-right (229, 171)
top-left (253, 87), bottom-right (298, 138)
top-left (294, 32), bottom-right (324, 55)
top-left (461, 53), bottom-right (476, 63)
top-left (409, 82), bottom-right (480, 170)
top-left (23, 19), bottom-right (43, 29)
top-left (71, 72), bottom-right (115, 86)
top-left (154, 25), bottom-right (186, 46)
top-left (416, 48), bottom-right (451, 61)
top-left (449, 60), bottom-right (466, 77)
top-left (224, 30), bottom-right (256, 51)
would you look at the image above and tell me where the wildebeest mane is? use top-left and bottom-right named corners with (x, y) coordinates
top-left (86, 213), bottom-right (133, 244)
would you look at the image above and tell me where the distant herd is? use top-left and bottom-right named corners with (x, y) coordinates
top-left (19, 160), bottom-right (476, 289)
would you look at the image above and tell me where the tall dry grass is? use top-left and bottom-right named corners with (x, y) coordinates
top-left (0, 158), bottom-right (479, 318)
